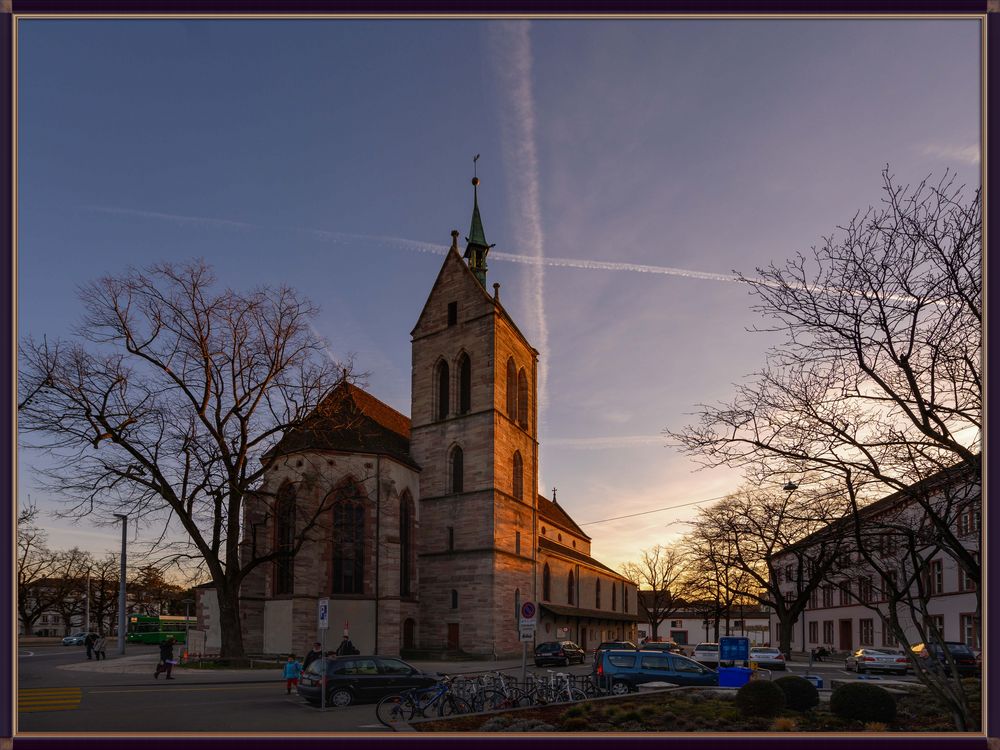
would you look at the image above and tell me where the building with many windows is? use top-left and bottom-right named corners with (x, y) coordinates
top-left (208, 181), bottom-right (638, 658)
top-left (767, 462), bottom-right (980, 655)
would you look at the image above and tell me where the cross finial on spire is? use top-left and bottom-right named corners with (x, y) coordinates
top-left (552, 487), bottom-right (558, 504)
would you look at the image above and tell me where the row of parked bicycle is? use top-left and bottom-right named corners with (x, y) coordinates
top-left (375, 671), bottom-right (610, 726)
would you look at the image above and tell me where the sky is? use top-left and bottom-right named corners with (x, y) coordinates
top-left (16, 17), bottom-right (982, 571)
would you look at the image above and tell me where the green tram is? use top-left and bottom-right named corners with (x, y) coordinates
top-left (125, 615), bottom-right (197, 644)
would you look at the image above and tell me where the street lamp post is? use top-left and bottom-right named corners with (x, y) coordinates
top-left (114, 513), bottom-right (128, 656)
top-left (182, 598), bottom-right (194, 648)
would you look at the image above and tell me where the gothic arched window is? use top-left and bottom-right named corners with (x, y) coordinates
top-left (595, 579), bottom-right (601, 609)
top-left (517, 368), bottom-right (529, 429)
top-left (506, 358), bottom-right (517, 419)
top-left (400, 490), bottom-right (414, 597)
top-left (612, 581), bottom-right (617, 611)
top-left (514, 588), bottom-right (521, 628)
top-left (568, 571), bottom-right (575, 606)
top-left (458, 353), bottom-right (471, 414)
top-left (273, 482), bottom-right (296, 595)
top-left (512, 451), bottom-right (523, 501)
top-left (330, 478), bottom-right (367, 595)
top-left (436, 359), bottom-right (449, 421)
top-left (624, 583), bottom-right (629, 612)
top-left (450, 445), bottom-right (464, 494)
top-left (542, 563), bottom-right (551, 601)
top-left (451, 589), bottom-right (459, 609)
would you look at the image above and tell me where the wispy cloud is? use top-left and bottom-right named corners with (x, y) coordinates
top-left (488, 21), bottom-right (550, 439)
top-left (86, 205), bottom-right (256, 230)
top-left (918, 143), bottom-right (980, 165)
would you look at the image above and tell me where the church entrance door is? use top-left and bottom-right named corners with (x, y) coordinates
top-left (447, 623), bottom-right (460, 651)
top-left (403, 618), bottom-right (415, 649)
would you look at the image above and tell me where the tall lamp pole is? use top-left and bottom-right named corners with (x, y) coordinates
top-left (114, 513), bottom-right (128, 655)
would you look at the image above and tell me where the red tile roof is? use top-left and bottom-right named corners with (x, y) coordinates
top-left (537, 494), bottom-right (591, 540)
top-left (270, 382), bottom-right (417, 468)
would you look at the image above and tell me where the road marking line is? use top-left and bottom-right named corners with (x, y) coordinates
top-left (20, 688), bottom-right (82, 693)
top-left (18, 687), bottom-right (82, 713)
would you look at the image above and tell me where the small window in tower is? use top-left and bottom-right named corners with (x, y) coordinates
top-left (447, 302), bottom-right (458, 326)
top-left (451, 589), bottom-right (459, 609)
top-left (447, 526), bottom-right (454, 551)
top-left (515, 531), bottom-right (521, 555)
top-left (558, 533), bottom-right (562, 542)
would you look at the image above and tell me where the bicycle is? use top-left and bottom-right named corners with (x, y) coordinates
top-left (525, 670), bottom-right (587, 705)
top-left (376, 675), bottom-right (472, 727)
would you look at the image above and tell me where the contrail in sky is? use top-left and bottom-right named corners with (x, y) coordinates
top-left (489, 21), bottom-right (550, 435)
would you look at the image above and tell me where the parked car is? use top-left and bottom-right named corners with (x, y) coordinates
top-left (592, 640), bottom-right (637, 666)
top-left (910, 642), bottom-right (979, 677)
top-left (296, 655), bottom-right (437, 707)
top-left (749, 647), bottom-right (787, 671)
top-left (61, 632), bottom-right (90, 646)
top-left (692, 642), bottom-right (721, 666)
top-left (844, 648), bottom-right (908, 675)
top-left (638, 640), bottom-right (682, 654)
top-left (594, 649), bottom-right (717, 695)
top-left (534, 641), bottom-right (586, 667)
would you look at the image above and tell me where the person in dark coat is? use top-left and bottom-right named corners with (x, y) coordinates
top-left (84, 632), bottom-right (97, 660)
top-left (335, 636), bottom-right (358, 656)
top-left (303, 642), bottom-right (323, 670)
top-left (154, 636), bottom-right (177, 679)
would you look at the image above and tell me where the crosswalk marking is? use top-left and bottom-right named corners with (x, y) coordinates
top-left (19, 687), bottom-right (83, 713)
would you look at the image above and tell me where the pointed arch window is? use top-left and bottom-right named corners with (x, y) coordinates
top-left (595, 579), bottom-right (601, 609)
top-left (400, 490), bottom-right (415, 598)
top-left (436, 360), bottom-right (449, 421)
top-left (517, 368), bottom-right (529, 429)
top-left (450, 446), bottom-right (464, 494)
top-left (567, 571), bottom-right (575, 606)
top-left (512, 451), bottom-right (523, 501)
top-left (273, 482), bottom-right (296, 595)
top-left (611, 581), bottom-right (617, 611)
top-left (451, 589), bottom-right (459, 609)
top-left (514, 588), bottom-right (521, 628)
top-left (542, 563), bottom-right (551, 601)
top-left (506, 358), bottom-right (517, 419)
top-left (624, 583), bottom-right (629, 612)
top-left (331, 478), bottom-right (367, 595)
top-left (458, 353), bottom-right (471, 414)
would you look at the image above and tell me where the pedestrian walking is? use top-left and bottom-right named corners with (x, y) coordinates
top-left (93, 634), bottom-right (107, 661)
top-left (283, 655), bottom-right (302, 694)
top-left (154, 636), bottom-right (177, 680)
top-left (84, 632), bottom-right (97, 661)
top-left (335, 635), bottom-right (359, 656)
top-left (303, 642), bottom-right (323, 670)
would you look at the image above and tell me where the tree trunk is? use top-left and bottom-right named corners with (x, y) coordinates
top-left (777, 614), bottom-right (794, 658)
top-left (216, 588), bottom-right (245, 658)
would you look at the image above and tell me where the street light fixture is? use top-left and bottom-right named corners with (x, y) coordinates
top-left (113, 513), bottom-right (128, 656)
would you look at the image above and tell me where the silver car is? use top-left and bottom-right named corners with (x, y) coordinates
top-left (61, 632), bottom-right (88, 646)
top-left (692, 642), bottom-right (720, 666)
top-left (844, 648), bottom-right (909, 675)
top-left (749, 647), bottom-right (787, 670)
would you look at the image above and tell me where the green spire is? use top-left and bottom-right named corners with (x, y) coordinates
top-left (464, 163), bottom-right (494, 287)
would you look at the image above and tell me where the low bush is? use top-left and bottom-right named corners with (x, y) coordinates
top-left (774, 675), bottom-right (820, 711)
top-left (771, 717), bottom-right (798, 731)
top-left (735, 679), bottom-right (786, 717)
top-left (830, 683), bottom-right (897, 724)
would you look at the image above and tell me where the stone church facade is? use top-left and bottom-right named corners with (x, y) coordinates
top-left (233, 184), bottom-right (639, 659)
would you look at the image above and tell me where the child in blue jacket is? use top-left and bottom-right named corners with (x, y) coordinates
top-left (284, 655), bottom-right (303, 694)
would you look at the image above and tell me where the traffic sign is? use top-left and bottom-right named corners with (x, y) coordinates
top-left (719, 636), bottom-right (750, 662)
top-left (519, 628), bottom-right (534, 642)
top-left (318, 598), bottom-right (330, 630)
top-left (519, 601), bottom-right (537, 628)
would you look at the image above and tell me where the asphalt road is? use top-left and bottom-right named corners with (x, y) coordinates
top-left (17, 645), bottom-right (920, 734)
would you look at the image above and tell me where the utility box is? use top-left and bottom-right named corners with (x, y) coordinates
top-left (718, 666), bottom-right (753, 688)
top-left (802, 674), bottom-right (823, 689)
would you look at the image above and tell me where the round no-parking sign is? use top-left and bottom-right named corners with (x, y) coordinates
top-left (520, 601), bottom-right (536, 622)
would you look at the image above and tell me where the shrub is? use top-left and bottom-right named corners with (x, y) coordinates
top-left (561, 705), bottom-right (586, 719)
top-left (735, 680), bottom-right (786, 717)
top-left (770, 717), bottom-right (798, 731)
top-left (830, 683), bottom-right (897, 724)
top-left (774, 675), bottom-right (820, 711)
top-left (560, 717), bottom-right (589, 731)
top-left (616, 710), bottom-right (642, 724)
top-left (864, 722), bottom-right (889, 732)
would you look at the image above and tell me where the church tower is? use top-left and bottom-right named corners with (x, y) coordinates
top-left (410, 173), bottom-right (539, 657)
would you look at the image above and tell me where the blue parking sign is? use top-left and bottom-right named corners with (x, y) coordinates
top-left (719, 636), bottom-right (750, 661)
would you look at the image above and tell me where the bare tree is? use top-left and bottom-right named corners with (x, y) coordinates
top-left (49, 548), bottom-right (92, 636)
top-left (18, 260), bottom-right (357, 656)
top-left (620, 544), bottom-right (689, 639)
top-left (17, 508), bottom-right (57, 635)
top-left (670, 169), bottom-right (981, 729)
top-left (88, 553), bottom-right (121, 635)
